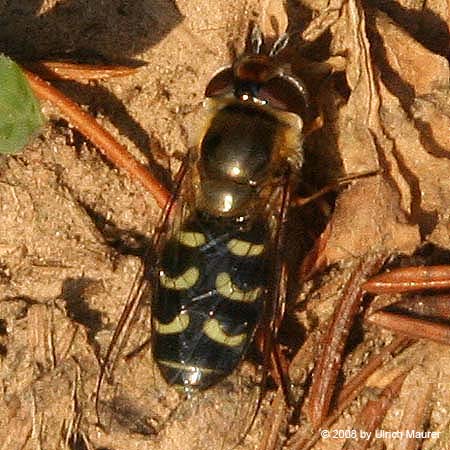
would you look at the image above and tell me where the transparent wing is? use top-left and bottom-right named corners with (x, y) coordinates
top-left (95, 194), bottom-right (265, 449)
top-left (95, 165), bottom-right (293, 450)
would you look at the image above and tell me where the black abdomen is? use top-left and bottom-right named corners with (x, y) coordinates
top-left (152, 214), bottom-right (269, 390)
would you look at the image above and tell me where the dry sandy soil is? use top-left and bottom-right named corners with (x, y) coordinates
top-left (1, 0), bottom-right (450, 449)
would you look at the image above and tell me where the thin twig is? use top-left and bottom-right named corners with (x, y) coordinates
top-left (288, 336), bottom-right (411, 450)
top-left (307, 253), bottom-right (386, 428)
top-left (23, 61), bottom-right (138, 82)
top-left (363, 266), bottom-right (450, 294)
top-left (23, 68), bottom-right (170, 208)
top-left (342, 372), bottom-right (408, 450)
top-left (390, 294), bottom-right (450, 320)
top-left (396, 366), bottom-right (433, 450)
top-left (368, 311), bottom-right (450, 345)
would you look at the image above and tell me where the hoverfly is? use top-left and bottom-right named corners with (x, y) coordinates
top-left (152, 24), bottom-right (309, 391)
top-left (97, 24), bottom-right (311, 449)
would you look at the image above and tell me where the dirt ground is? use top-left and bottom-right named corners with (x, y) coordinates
top-left (1, 0), bottom-right (450, 449)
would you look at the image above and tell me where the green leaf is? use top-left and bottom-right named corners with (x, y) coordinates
top-left (0, 55), bottom-right (45, 154)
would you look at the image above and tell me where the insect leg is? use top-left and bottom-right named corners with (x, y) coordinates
top-left (95, 153), bottom-right (191, 426)
top-left (293, 169), bottom-right (381, 209)
top-left (263, 169), bottom-right (298, 401)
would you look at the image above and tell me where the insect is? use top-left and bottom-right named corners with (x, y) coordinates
top-left (94, 23), bottom-right (315, 449)
top-left (151, 24), bottom-right (310, 392)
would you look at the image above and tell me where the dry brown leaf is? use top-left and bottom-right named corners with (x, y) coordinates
top-left (371, 0), bottom-right (450, 58)
top-left (371, 13), bottom-right (450, 240)
top-left (375, 13), bottom-right (449, 97)
top-left (318, 2), bottom-right (450, 265)
top-left (301, 0), bottom-right (346, 42)
top-left (315, 0), bottom-right (421, 263)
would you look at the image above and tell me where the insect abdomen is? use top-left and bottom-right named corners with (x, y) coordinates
top-left (152, 215), bottom-right (269, 390)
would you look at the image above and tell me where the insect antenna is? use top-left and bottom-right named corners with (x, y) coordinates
top-left (247, 22), bottom-right (289, 57)
top-left (250, 22), bottom-right (264, 54)
top-left (269, 33), bottom-right (289, 57)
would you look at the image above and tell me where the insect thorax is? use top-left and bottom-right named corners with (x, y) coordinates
top-left (193, 97), bottom-right (304, 219)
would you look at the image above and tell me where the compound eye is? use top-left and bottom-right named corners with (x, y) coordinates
top-left (257, 75), bottom-right (309, 118)
top-left (205, 67), bottom-right (234, 98)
